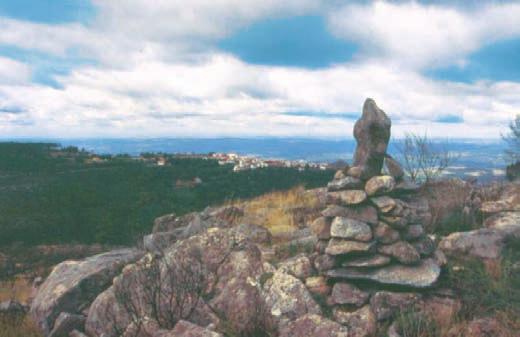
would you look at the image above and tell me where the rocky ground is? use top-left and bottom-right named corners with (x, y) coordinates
top-left (2, 99), bottom-right (520, 337)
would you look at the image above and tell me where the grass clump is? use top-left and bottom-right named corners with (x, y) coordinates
top-left (394, 310), bottom-right (440, 337)
top-left (0, 315), bottom-right (42, 337)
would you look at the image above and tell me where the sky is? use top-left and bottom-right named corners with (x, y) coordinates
top-left (0, 0), bottom-right (519, 139)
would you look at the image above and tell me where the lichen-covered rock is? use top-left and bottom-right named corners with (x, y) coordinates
top-left (277, 254), bottom-right (313, 280)
top-left (327, 176), bottom-right (362, 192)
top-left (30, 248), bottom-right (143, 335)
top-left (327, 190), bottom-right (368, 206)
top-left (332, 305), bottom-right (376, 337)
top-left (352, 98), bottom-right (391, 180)
top-left (305, 276), bottom-right (330, 296)
top-left (439, 228), bottom-right (516, 260)
top-left (374, 222), bottom-right (400, 244)
top-left (365, 176), bottom-right (396, 196)
top-left (262, 271), bottom-right (321, 327)
top-left (330, 282), bottom-right (369, 307)
top-left (322, 205), bottom-right (378, 225)
top-left (143, 231), bottom-right (179, 254)
top-left (313, 254), bottom-right (336, 272)
top-left (378, 241), bottom-right (420, 265)
top-left (233, 223), bottom-right (272, 244)
top-left (369, 291), bottom-right (422, 321)
top-left (330, 217), bottom-right (372, 242)
top-left (371, 196), bottom-right (397, 214)
top-left (325, 239), bottom-right (375, 256)
top-left (341, 254), bottom-right (391, 268)
top-left (327, 258), bottom-right (441, 288)
top-left (279, 314), bottom-right (349, 337)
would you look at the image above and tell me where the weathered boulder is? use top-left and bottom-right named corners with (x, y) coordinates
top-left (48, 312), bottom-right (85, 337)
top-left (330, 282), bottom-right (369, 306)
top-left (305, 276), bottom-right (330, 296)
top-left (327, 258), bottom-right (441, 288)
top-left (341, 254), bottom-right (391, 268)
top-left (325, 239), bottom-right (375, 256)
top-left (365, 176), bottom-right (396, 196)
top-left (327, 190), bottom-right (367, 206)
top-left (439, 227), bottom-right (520, 260)
top-left (279, 314), bottom-right (349, 337)
top-left (309, 217), bottom-right (331, 240)
top-left (330, 217), bottom-right (372, 241)
top-left (369, 291), bottom-right (422, 321)
top-left (378, 241), bottom-right (420, 265)
top-left (351, 98), bottom-right (391, 180)
top-left (143, 231), bottom-right (180, 254)
top-left (30, 248), bottom-right (143, 335)
top-left (277, 254), bottom-right (313, 280)
top-left (313, 254), bottom-right (336, 272)
top-left (232, 223), bottom-right (272, 244)
top-left (332, 305), bottom-right (377, 337)
top-left (322, 205), bottom-right (378, 225)
top-left (327, 176), bottom-right (362, 192)
top-left (262, 271), bottom-right (321, 327)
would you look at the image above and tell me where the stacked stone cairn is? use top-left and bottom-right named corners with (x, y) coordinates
top-left (311, 99), bottom-right (443, 326)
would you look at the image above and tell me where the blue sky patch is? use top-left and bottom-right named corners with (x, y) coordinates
top-left (0, 45), bottom-right (95, 88)
top-left (219, 15), bottom-right (358, 68)
top-left (428, 38), bottom-right (520, 83)
top-left (436, 115), bottom-right (464, 123)
top-left (283, 111), bottom-right (359, 119)
top-left (0, 0), bottom-right (95, 24)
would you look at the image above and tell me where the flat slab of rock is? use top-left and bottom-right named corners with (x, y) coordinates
top-left (30, 248), bottom-right (143, 334)
top-left (327, 177), bottom-right (362, 192)
top-left (327, 258), bottom-right (441, 288)
top-left (378, 241), bottom-right (420, 265)
top-left (342, 254), bottom-right (391, 268)
top-left (327, 190), bottom-right (367, 206)
top-left (322, 205), bottom-right (378, 225)
top-left (325, 239), bottom-right (375, 256)
top-left (331, 217), bottom-right (372, 241)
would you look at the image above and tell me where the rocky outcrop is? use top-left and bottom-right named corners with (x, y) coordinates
top-left (30, 248), bottom-right (143, 335)
top-left (351, 98), bottom-right (392, 180)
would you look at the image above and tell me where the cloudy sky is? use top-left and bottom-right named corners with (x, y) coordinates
top-left (0, 0), bottom-right (519, 139)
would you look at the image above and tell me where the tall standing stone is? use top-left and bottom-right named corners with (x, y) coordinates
top-left (351, 99), bottom-right (391, 180)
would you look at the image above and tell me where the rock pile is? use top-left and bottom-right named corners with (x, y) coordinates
top-left (312, 99), bottom-right (442, 292)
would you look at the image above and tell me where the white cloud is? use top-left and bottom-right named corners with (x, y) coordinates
top-left (328, 1), bottom-right (520, 69)
top-left (0, 56), bottom-right (31, 84)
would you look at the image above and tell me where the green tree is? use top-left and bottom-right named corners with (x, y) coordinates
top-left (502, 114), bottom-right (520, 163)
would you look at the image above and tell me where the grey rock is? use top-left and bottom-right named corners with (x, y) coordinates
top-left (378, 241), bottom-right (420, 265)
top-left (380, 215), bottom-right (408, 229)
top-left (143, 231), bottom-right (179, 254)
top-left (309, 217), bottom-right (331, 240)
top-left (365, 175), bottom-right (396, 196)
top-left (341, 254), bottom-right (392, 268)
top-left (162, 320), bottom-right (223, 337)
top-left (330, 217), bottom-right (372, 242)
top-left (325, 239), bottom-right (375, 256)
top-left (374, 222), bottom-right (400, 244)
top-left (352, 98), bottom-right (392, 180)
top-left (313, 254), bottom-right (336, 272)
top-left (322, 205), bottom-right (378, 225)
top-left (371, 196), bottom-right (397, 214)
top-left (330, 282), bottom-right (369, 306)
top-left (233, 223), bottom-right (272, 244)
top-left (404, 225), bottom-right (425, 240)
top-left (413, 236), bottom-right (436, 257)
top-left (370, 291), bottom-right (422, 321)
top-left (277, 254), bottom-right (313, 280)
top-left (279, 314), bottom-right (349, 337)
top-left (327, 258), bottom-right (441, 288)
top-left (327, 176), bottom-right (362, 192)
top-left (30, 248), bottom-right (143, 335)
top-left (327, 190), bottom-right (367, 206)
top-left (332, 305), bottom-right (377, 337)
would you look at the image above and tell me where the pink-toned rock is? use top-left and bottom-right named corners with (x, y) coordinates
top-left (330, 282), bottom-right (369, 307)
top-left (279, 314), bottom-right (349, 337)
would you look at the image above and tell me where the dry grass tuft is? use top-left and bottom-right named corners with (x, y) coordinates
top-left (0, 315), bottom-right (42, 337)
top-left (235, 186), bottom-right (322, 240)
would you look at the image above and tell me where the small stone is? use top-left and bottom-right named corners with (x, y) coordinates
top-left (347, 166), bottom-right (364, 179)
top-left (371, 196), bottom-right (397, 213)
top-left (314, 254), bottom-right (336, 272)
top-left (327, 190), bottom-right (367, 206)
top-left (322, 205), bottom-right (378, 225)
top-left (305, 276), bottom-right (330, 296)
top-left (378, 241), bottom-right (420, 265)
top-left (374, 222), bottom-right (400, 244)
top-left (365, 175), bottom-right (396, 196)
top-left (330, 217), bottom-right (372, 242)
top-left (330, 283), bottom-right (369, 306)
top-left (381, 215), bottom-right (408, 229)
top-left (325, 239), bottom-right (375, 256)
top-left (332, 305), bottom-right (377, 337)
top-left (279, 314), bottom-right (349, 337)
top-left (327, 259), bottom-right (441, 288)
top-left (334, 170), bottom-right (347, 180)
top-left (413, 236), bottom-right (436, 257)
top-left (310, 217), bottom-right (331, 240)
top-left (342, 254), bottom-right (391, 268)
top-left (328, 176), bottom-right (363, 192)
top-left (404, 225), bottom-right (425, 240)
top-left (277, 254), bottom-right (313, 280)
top-left (370, 291), bottom-right (422, 321)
